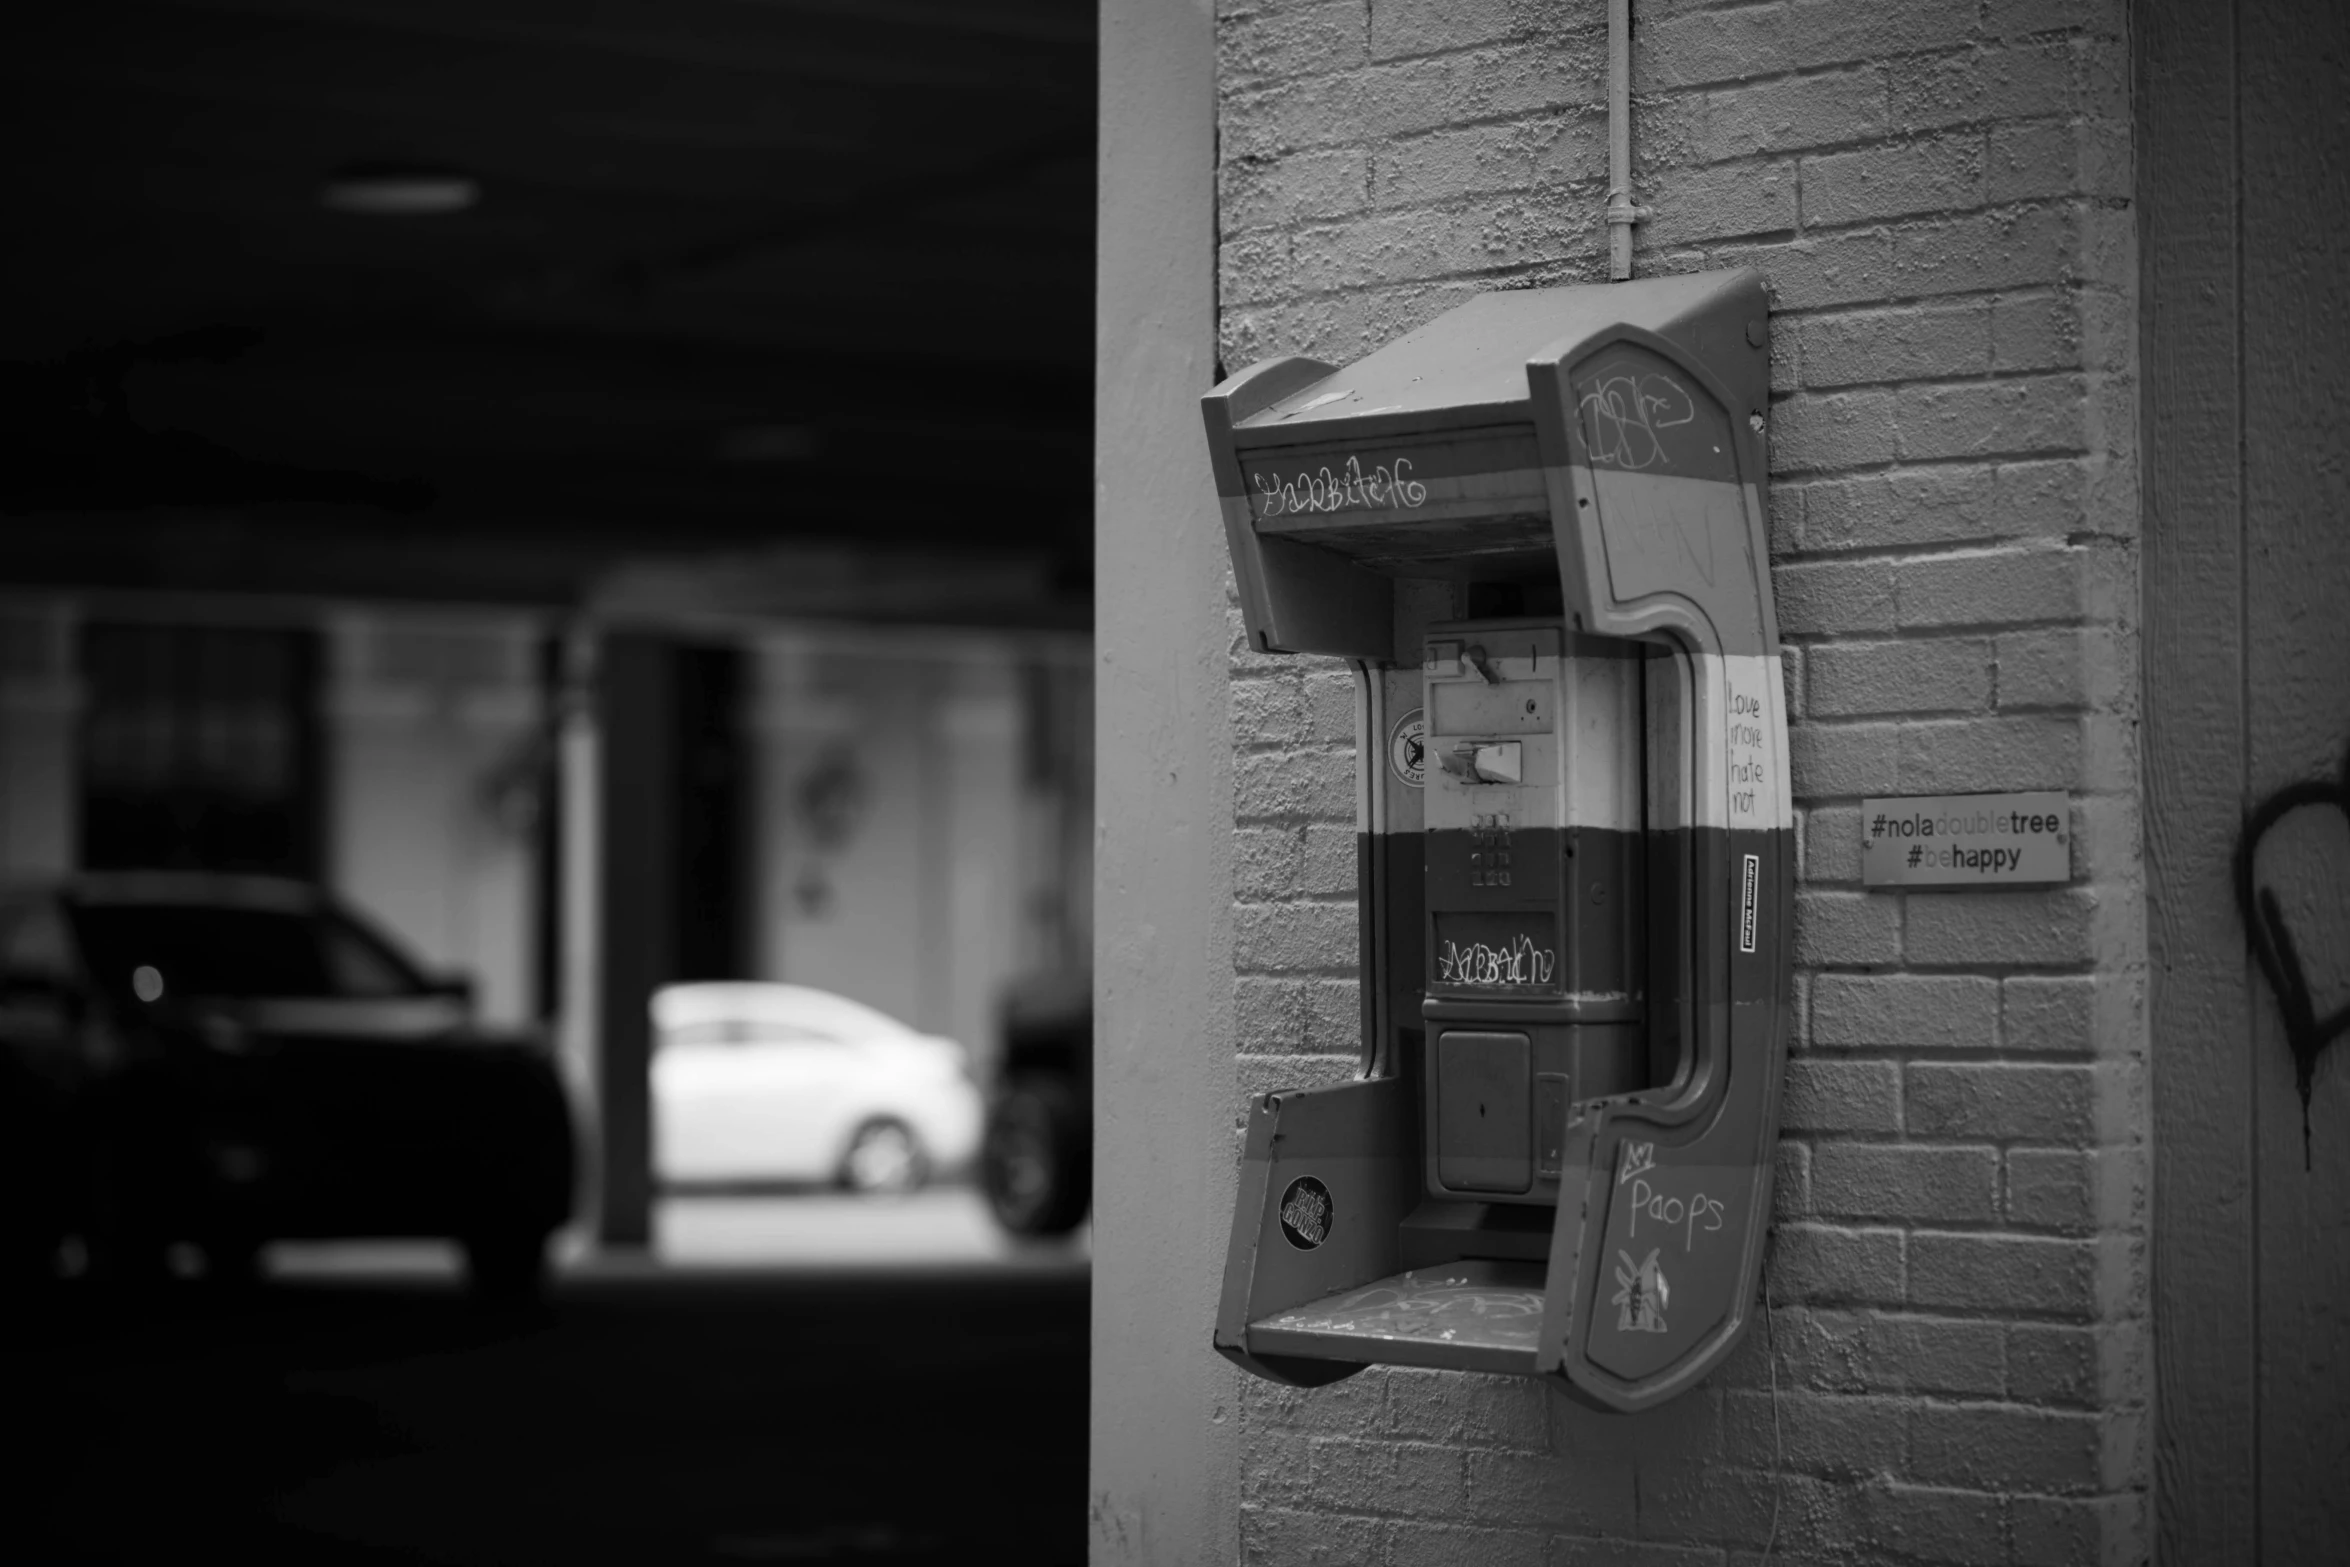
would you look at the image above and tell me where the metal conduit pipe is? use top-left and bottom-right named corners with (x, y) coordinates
top-left (1605, 0), bottom-right (1650, 280)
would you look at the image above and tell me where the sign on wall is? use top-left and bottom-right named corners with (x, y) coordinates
top-left (1859, 791), bottom-right (2070, 888)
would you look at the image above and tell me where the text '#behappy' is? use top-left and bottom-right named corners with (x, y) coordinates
top-left (1250, 453), bottom-right (1428, 518)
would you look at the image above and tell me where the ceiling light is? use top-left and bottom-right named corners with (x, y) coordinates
top-left (320, 164), bottom-right (480, 216)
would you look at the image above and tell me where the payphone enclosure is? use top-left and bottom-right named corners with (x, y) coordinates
top-left (1199, 269), bottom-right (1791, 1413)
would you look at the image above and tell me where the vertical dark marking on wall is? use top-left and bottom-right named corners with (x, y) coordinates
top-left (2235, 740), bottom-right (2350, 1167)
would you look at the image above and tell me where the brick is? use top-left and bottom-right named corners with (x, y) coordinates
top-left (1775, 559), bottom-right (1896, 634)
top-left (2005, 1148), bottom-right (2094, 1233)
top-left (1781, 1058), bottom-right (1902, 1134)
top-left (1232, 672), bottom-right (1306, 746)
top-left (1549, 1539), bottom-right (1727, 1567)
top-left (1904, 888), bottom-right (2102, 968)
top-left (1714, 230), bottom-right (1902, 312)
top-left (1799, 460), bottom-right (2086, 554)
top-left (1864, 1313), bottom-right (2007, 1398)
top-left (1895, 716), bottom-right (2081, 792)
top-left (1751, 1306), bottom-right (2001, 1398)
top-left (1370, 0), bottom-right (1589, 61)
top-left (1851, 1481), bottom-right (2008, 1567)
top-left (1774, 1138), bottom-right (1812, 1221)
top-left (2007, 1322), bottom-right (2100, 1408)
top-left (1910, 1403), bottom-right (2102, 1495)
top-left (1387, 1519), bottom-right (1547, 1567)
top-left (1888, 40), bottom-right (2077, 133)
top-left (2001, 976), bottom-right (2097, 1053)
top-left (1790, 719), bottom-right (1897, 799)
top-left (1984, 0), bottom-right (2124, 39)
top-left (1700, 67), bottom-right (1889, 161)
top-left (1220, 1), bottom-right (1368, 85)
top-left (1768, 389), bottom-right (1901, 475)
top-left (1288, 197), bottom-right (1588, 293)
top-left (1304, 976), bottom-right (1363, 1054)
top-left (1803, 136), bottom-right (1983, 227)
top-left (1896, 376), bottom-right (2087, 463)
top-left (1242, 1427), bottom-right (1322, 1511)
top-left (1812, 1143), bottom-right (1998, 1223)
top-left (1642, 160), bottom-right (1800, 245)
top-left (1995, 628), bottom-right (2119, 712)
top-left (1797, 300), bottom-right (1991, 388)
top-left (1794, 889), bottom-right (1901, 966)
top-left (1984, 118), bottom-right (2081, 203)
top-left (2009, 1493), bottom-right (2106, 1567)
top-left (1639, 1469), bottom-right (1847, 1553)
top-left (1535, 109), bottom-right (1613, 189)
top-left (1907, 1063), bottom-right (2096, 1142)
top-left (1807, 638), bottom-right (1992, 718)
top-left (1910, 1233), bottom-right (2098, 1317)
top-left (1464, 1446), bottom-right (1637, 1535)
top-left (1220, 226), bottom-right (1293, 307)
top-left (1779, 0), bottom-right (1985, 70)
top-left (1242, 1505), bottom-right (1386, 1566)
top-left (1240, 1362), bottom-right (1391, 1436)
top-left (1384, 1368), bottom-right (1549, 1451)
top-left (1302, 665), bottom-right (1356, 743)
top-left (1641, 4), bottom-right (1803, 89)
top-left (1300, 824), bottom-right (1358, 897)
top-left (1801, 804), bottom-right (1864, 882)
top-left (1990, 291), bottom-right (2079, 373)
top-left (1236, 974), bottom-right (1306, 1047)
top-left (1810, 974), bottom-right (1999, 1051)
top-left (1309, 1436), bottom-right (1467, 1517)
top-left (1234, 749), bottom-right (1355, 821)
top-left (1771, 1222), bottom-right (1906, 1305)
top-left (1234, 828), bottom-right (1304, 901)
top-left (1377, 124), bottom-right (1542, 208)
top-left (1222, 148), bottom-right (1374, 231)
top-left (1235, 900), bottom-right (1359, 973)
top-left (1720, 1388), bottom-right (1909, 1478)
top-left (1889, 206), bottom-right (2073, 298)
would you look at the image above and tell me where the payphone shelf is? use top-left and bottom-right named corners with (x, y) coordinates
top-left (1246, 1260), bottom-right (1548, 1378)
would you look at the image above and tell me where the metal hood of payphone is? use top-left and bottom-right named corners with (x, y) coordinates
top-left (1200, 268), bottom-right (1793, 1413)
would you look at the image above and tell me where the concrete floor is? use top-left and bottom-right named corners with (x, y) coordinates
top-left (13, 1191), bottom-right (1090, 1565)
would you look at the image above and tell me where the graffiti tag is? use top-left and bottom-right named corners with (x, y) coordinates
top-left (1436, 935), bottom-right (1557, 987)
top-left (2235, 737), bottom-right (2350, 1169)
top-left (1578, 369), bottom-right (1696, 471)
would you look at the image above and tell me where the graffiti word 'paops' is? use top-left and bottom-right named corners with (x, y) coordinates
top-left (1625, 1176), bottom-right (1728, 1253)
top-left (1436, 935), bottom-right (1557, 987)
top-left (1251, 454), bottom-right (1427, 518)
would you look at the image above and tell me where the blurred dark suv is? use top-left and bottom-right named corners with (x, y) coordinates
top-left (0, 873), bottom-right (574, 1295)
top-left (978, 970), bottom-right (1091, 1237)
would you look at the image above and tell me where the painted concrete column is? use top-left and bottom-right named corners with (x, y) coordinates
top-left (1091, 0), bottom-right (1234, 1557)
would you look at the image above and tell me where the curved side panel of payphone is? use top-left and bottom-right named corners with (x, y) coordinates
top-left (1524, 310), bottom-right (1795, 1412)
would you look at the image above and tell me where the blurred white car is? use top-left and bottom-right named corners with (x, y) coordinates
top-left (651, 982), bottom-right (982, 1193)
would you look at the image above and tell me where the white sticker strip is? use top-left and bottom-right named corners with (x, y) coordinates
top-left (1694, 652), bottom-right (1791, 831)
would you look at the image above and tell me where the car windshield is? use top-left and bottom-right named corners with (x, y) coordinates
top-left (69, 902), bottom-right (428, 1002)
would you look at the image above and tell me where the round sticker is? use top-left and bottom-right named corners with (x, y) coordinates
top-left (1278, 1176), bottom-right (1334, 1249)
top-left (1388, 708), bottom-right (1426, 790)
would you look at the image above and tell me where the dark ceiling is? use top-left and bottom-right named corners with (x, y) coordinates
top-left (0, 0), bottom-right (1096, 622)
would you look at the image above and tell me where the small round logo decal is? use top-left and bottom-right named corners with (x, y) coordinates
top-left (1388, 708), bottom-right (1426, 790)
top-left (1278, 1176), bottom-right (1334, 1249)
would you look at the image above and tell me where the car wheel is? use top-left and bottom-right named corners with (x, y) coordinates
top-left (981, 1075), bottom-right (1090, 1237)
top-left (463, 1228), bottom-right (550, 1304)
top-left (839, 1118), bottom-right (927, 1195)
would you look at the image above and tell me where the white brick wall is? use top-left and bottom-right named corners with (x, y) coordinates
top-left (1216, 1), bottom-right (2146, 1561)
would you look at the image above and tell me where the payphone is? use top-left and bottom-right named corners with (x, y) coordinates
top-left (1200, 269), bottom-right (1790, 1412)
